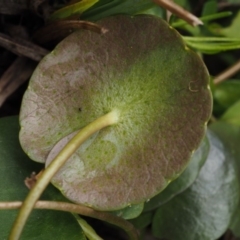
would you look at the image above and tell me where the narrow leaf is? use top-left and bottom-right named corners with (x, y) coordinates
top-left (50, 0), bottom-right (98, 20)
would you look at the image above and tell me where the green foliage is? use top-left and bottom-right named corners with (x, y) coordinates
top-left (201, 0), bottom-right (217, 16)
top-left (221, 11), bottom-right (240, 38)
top-left (1, 0), bottom-right (240, 239)
top-left (214, 80), bottom-right (240, 111)
top-left (210, 122), bottom-right (240, 238)
top-left (110, 204), bottom-right (144, 220)
top-left (183, 36), bottom-right (240, 54)
top-left (49, 0), bottom-right (98, 20)
top-left (221, 100), bottom-right (240, 126)
top-left (152, 131), bottom-right (239, 240)
top-left (0, 117), bottom-right (86, 240)
top-left (128, 212), bottom-right (153, 229)
top-left (81, 0), bottom-right (155, 20)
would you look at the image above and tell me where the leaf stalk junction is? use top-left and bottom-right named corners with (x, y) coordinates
top-left (7, 110), bottom-right (138, 240)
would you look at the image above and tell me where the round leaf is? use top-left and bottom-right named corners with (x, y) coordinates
top-left (210, 121), bottom-right (240, 238)
top-left (152, 130), bottom-right (239, 240)
top-left (20, 15), bottom-right (212, 210)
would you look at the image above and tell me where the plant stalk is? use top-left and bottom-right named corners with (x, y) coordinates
top-left (1, 201), bottom-right (138, 240)
top-left (153, 0), bottom-right (203, 26)
top-left (214, 59), bottom-right (240, 85)
top-left (9, 110), bottom-right (120, 240)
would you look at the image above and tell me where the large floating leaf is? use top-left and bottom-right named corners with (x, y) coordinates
top-left (20, 15), bottom-right (212, 210)
top-left (152, 131), bottom-right (239, 240)
top-left (0, 117), bottom-right (86, 240)
top-left (144, 136), bottom-right (209, 212)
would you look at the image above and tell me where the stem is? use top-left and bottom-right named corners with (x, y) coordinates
top-left (33, 20), bottom-right (108, 45)
top-left (1, 201), bottom-right (138, 240)
top-left (214, 59), bottom-right (240, 85)
top-left (172, 11), bottom-right (232, 28)
top-left (218, 2), bottom-right (240, 9)
top-left (153, 0), bottom-right (203, 26)
top-left (73, 214), bottom-right (103, 240)
top-left (9, 110), bottom-right (120, 240)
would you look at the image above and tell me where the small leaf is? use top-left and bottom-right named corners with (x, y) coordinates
top-left (201, 0), bottom-right (217, 16)
top-left (110, 203), bottom-right (144, 220)
top-left (174, 0), bottom-right (190, 9)
top-left (214, 80), bottom-right (240, 110)
top-left (0, 116), bottom-right (86, 240)
top-left (139, 5), bottom-right (164, 18)
top-left (144, 136), bottom-right (209, 211)
top-left (82, 0), bottom-right (156, 20)
top-left (221, 99), bottom-right (240, 126)
top-left (222, 11), bottom-right (240, 38)
top-left (50, 0), bottom-right (99, 20)
top-left (152, 130), bottom-right (239, 240)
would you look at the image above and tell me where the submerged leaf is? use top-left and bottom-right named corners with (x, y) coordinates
top-left (152, 130), bottom-right (239, 240)
top-left (20, 15), bottom-right (212, 210)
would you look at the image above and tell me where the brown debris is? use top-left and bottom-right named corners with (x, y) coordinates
top-left (0, 33), bottom-right (49, 61)
top-left (29, 0), bottom-right (48, 13)
top-left (0, 57), bottom-right (37, 107)
top-left (24, 170), bottom-right (44, 189)
top-left (153, 0), bottom-right (203, 26)
top-left (33, 20), bottom-right (108, 45)
top-left (0, 0), bottom-right (28, 15)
